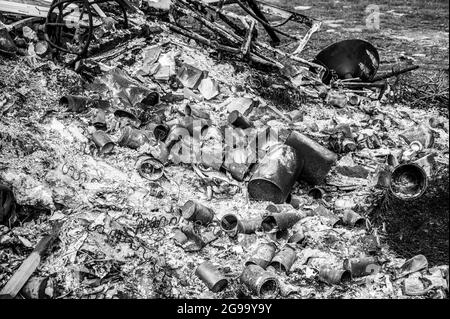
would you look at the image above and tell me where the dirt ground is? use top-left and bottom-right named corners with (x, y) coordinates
top-left (0, 0), bottom-right (448, 299)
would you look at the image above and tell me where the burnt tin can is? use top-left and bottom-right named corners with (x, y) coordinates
top-left (181, 200), bottom-right (215, 226)
top-left (245, 242), bottom-right (277, 269)
top-left (92, 131), bottom-right (115, 154)
top-left (319, 266), bottom-right (352, 285)
top-left (60, 95), bottom-right (91, 112)
top-left (343, 256), bottom-right (380, 278)
top-left (390, 163), bottom-right (428, 200)
top-left (240, 264), bottom-right (279, 297)
top-left (341, 210), bottom-right (365, 228)
top-left (261, 212), bottom-right (303, 232)
top-left (195, 261), bottom-right (228, 293)
top-left (220, 214), bottom-right (239, 237)
top-left (269, 245), bottom-right (297, 273)
top-left (118, 126), bottom-right (150, 149)
top-left (228, 110), bottom-right (253, 129)
top-left (92, 109), bottom-right (107, 131)
top-left (248, 144), bottom-right (302, 204)
top-left (237, 217), bottom-right (263, 234)
top-left (285, 131), bottom-right (337, 185)
top-left (145, 123), bottom-right (170, 142)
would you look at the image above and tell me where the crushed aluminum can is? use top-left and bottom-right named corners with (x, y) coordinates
top-left (237, 217), bottom-right (263, 234)
top-left (118, 126), bottom-right (150, 149)
top-left (261, 212), bottom-right (303, 232)
top-left (59, 95), bottom-right (91, 112)
top-left (0, 184), bottom-right (16, 226)
top-left (181, 200), bottom-right (215, 226)
top-left (248, 144), bottom-right (302, 204)
top-left (318, 266), bottom-right (352, 285)
top-left (245, 242), bottom-right (277, 269)
top-left (240, 264), bottom-right (279, 297)
top-left (314, 39), bottom-right (380, 84)
top-left (92, 109), bottom-right (107, 131)
top-left (341, 210), bottom-right (365, 228)
top-left (92, 131), bottom-right (115, 154)
top-left (220, 214), bottom-right (239, 237)
top-left (390, 163), bottom-right (428, 200)
top-left (269, 245), bottom-right (297, 273)
top-left (195, 261), bottom-right (228, 293)
top-left (136, 156), bottom-right (164, 181)
top-left (285, 131), bottom-right (337, 185)
top-left (228, 110), bottom-right (253, 129)
top-left (343, 257), bottom-right (381, 278)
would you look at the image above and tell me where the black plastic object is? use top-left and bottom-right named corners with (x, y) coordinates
top-left (0, 184), bottom-right (16, 226)
top-left (313, 39), bottom-right (380, 84)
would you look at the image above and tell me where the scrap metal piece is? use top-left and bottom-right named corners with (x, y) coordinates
top-left (248, 144), bottom-right (302, 204)
top-left (0, 184), bottom-right (16, 227)
top-left (195, 261), bottom-right (228, 293)
top-left (240, 264), bottom-right (279, 297)
top-left (314, 39), bottom-right (380, 84)
top-left (181, 200), bottom-right (215, 225)
top-left (285, 131), bottom-right (337, 185)
top-left (245, 242), bottom-right (277, 269)
top-left (198, 78), bottom-right (220, 100)
top-left (118, 126), bottom-right (150, 149)
top-left (341, 210), bottom-right (365, 228)
top-left (390, 163), bottom-right (428, 200)
top-left (177, 63), bottom-right (206, 89)
top-left (60, 95), bottom-right (91, 112)
top-left (343, 257), bottom-right (380, 278)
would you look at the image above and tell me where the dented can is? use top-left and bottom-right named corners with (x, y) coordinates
top-left (248, 144), bottom-right (302, 204)
top-left (92, 131), bottom-right (115, 154)
top-left (390, 163), bottom-right (428, 200)
top-left (319, 266), bottom-right (352, 285)
top-left (92, 109), bottom-right (107, 131)
top-left (308, 187), bottom-right (326, 199)
top-left (228, 110), bottom-right (253, 129)
top-left (195, 261), bottom-right (228, 293)
top-left (240, 264), bottom-right (279, 297)
top-left (343, 256), bottom-right (380, 278)
top-left (261, 212), bottom-right (303, 232)
top-left (245, 242), bottom-right (277, 269)
top-left (181, 200), bottom-right (215, 225)
top-left (285, 131), bottom-right (337, 185)
top-left (145, 123), bottom-right (170, 142)
top-left (237, 217), bottom-right (263, 234)
top-left (269, 245), bottom-right (297, 273)
top-left (118, 126), bottom-right (150, 149)
top-left (288, 227), bottom-right (305, 244)
top-left (136, 156), bottom-right (164, 181)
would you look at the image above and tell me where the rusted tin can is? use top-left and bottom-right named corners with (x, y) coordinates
top-left (180, 224), bottom-right (206, 249)
top-left (245, 242), bottom-right (277, 269)
top-left (240, 264), bottom-right (279, 297)
top-left (181, 200), bottom-right (215, 225)
top-left (390, 163), bottom-right (428, 200)
top-left (399, 124), bottom-right (434, 149)
top-left (92, 131), bottom-right (115, 154)
top-left (118, 126), bottom-right (150, 149)
top-left (20, 276), bottom-right (53, 299)
top-left (269, 245), bottom-right (297, 273)
top-left (343, 256), bottom-right (380, 278)
top-left (165, 125), bottom-right (190, 150)
top-left (195, 261), bottom-right (228, 293)
top-left (342, 210), bottom-right (365, 228)
top-left (173, 228), bottom-right (189, 245)
top-left (308, 187), bottom-right (326, 199)
top-left (228, 110), bottom-right (253, 129)
top-left (92, 109), bottom-right (107, 131)
top-left (145, 123), bottom-right (170, 141)
top-left (185, 104), bottom-right (210, 120)
top-left (59, 95), bottom-right (91, 112)
top-left (114, 109), bottom-right (141, 125)
top-left (237, 217), bottom-right (263, 234)
top-left (136, 156), bottom-right (164, 181)
top-left (319, 266), bottom-right (352, 285)
top-left (223, 147), bottom-right (251, 182)
top-left (285, 131), bottom-right (337, 185)
top-left (261, 212), bottom-right (303, 232)
top-left (140, 91), bottom-right (160, 108)
top-left (248, 144), bottom-right (302, 204)
top-left (220, 214), bottom-right (239, 237)
top-left (288, 227), bottom-right (305, 244)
